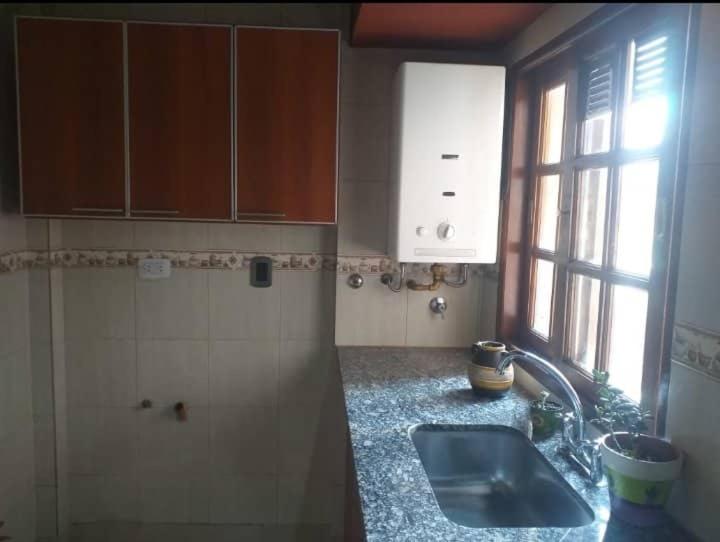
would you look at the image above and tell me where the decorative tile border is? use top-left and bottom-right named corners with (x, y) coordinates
top-left (0, 249), bottom-right (47, 273)
top-left (50, 249), bottom-right (336, 271)
top-left (1, 248), bottom-right (497, 278)
top-left (672, 322), bottom-right (720, 379)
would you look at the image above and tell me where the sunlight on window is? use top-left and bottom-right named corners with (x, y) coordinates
top-left (531, 258), bottom-right (554, 339)
top-left (623, 95), bottom-right (668, 149)
top-left (608, 285), bottom-right (648, 402)
top-left (575, 168), bottom-right (608, 265)
top-left (541, 84), bottom-right (566, 164)
top-left (614, 160), bottom-right (659, 277)
top-left (568, 274), bottom-right (601, 370)
top-left (582, 111), bottom-right (612, 154)
top-left (623, 35), bottom-right (669, 149)
top-left (536, 175), bottom-right (560, 252)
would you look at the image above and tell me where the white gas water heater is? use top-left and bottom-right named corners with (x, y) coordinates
top-left (388, 62), bottom-right (506, 266)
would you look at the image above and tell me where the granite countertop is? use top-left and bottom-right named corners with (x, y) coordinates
top-left (337, 347), bottom-right (692, 542)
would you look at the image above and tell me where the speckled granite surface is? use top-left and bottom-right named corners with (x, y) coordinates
top-left (338, 347), bottom-right (693, 542)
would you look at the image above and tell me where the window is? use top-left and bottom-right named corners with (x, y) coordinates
top-left (500, 4), bottom-right (694, 428)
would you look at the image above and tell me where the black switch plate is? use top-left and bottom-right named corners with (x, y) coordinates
top-left (250, 256), bottom-right (272, 288)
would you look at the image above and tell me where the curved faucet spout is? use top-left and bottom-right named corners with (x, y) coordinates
top-left (496, 349), bottom-right (602, 484)
top-left (497, 350), bottom-right (585, 442)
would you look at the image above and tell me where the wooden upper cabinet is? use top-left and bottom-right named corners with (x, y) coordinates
top-left (235, 27), bottom-right (339, 223)
top-left (128, 23), bottom-right (232, 220)
top-left (17, 18), bottom-right (126, 216)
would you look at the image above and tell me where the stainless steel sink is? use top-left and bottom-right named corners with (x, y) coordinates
top-left (410, 424), bottom-right (595, 528)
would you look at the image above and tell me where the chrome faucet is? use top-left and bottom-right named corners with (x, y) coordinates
top-left (497, 350), bottom-right (604, 485)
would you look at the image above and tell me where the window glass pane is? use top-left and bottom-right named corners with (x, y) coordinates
top-left (530, 258), bottom-right (555, 339)
top-left (582, 111), bottom-right (612, 154)
top-left (536, 174), bottom-right (560, 252)
top-left (567, 274), bottom-right (601, 370)
top-left (623, 37), bottom-right (669, 150)
top-left (607, 285), bottom-right (648, 402)
top-left (540, 84), bottom-right (566, 164)
top-left (574, 168), bottom-right (608, 265)
top-left (614, 160), bottom-right (659, 277)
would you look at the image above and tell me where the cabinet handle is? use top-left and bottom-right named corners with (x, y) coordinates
top-left (236, 212), bottom-right (286, 218)
top-left (131, 209), bottom-right (180, 215)
top-left (71, 207), bottom-right (124, 213)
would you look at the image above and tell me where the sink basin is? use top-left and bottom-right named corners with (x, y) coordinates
top-left (410, 424), bottom-right (595, 528)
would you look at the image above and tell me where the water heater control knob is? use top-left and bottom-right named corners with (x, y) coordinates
top-left (437, 222), bottom-right (456, 240)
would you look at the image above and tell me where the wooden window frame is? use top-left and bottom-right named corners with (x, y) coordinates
top-left (498, 3), bottom-right (699, 434)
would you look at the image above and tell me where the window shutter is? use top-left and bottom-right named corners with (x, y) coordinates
top-left (584, 62), bottom-right (613, 118)
top-left (632, 35), bottom-right (668, 101)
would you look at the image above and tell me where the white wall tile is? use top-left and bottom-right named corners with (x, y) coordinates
top-left (137, 406), bottom-right (210, 486)
top-left (0, 271), bottom-right (30, 357)
top-left (666, 362), bottom-right (720, 541)
top-left (687, 5), bottom-right (720, 165)
top-left (34, 417), bottom-right (56, 486)
top-left (281, 272), bottom-right (335, 341)
top-left (136, 270), bottom-right (208, 339)
top-left (28, 268), bottom-right (52, 346)
top-left (68, 407), bottom-right (102, 476)
top-left (66, 339), bottom-right (136, 408)
top-left (279, 340), bottom-right (335, 405)
top-left (139, 485), bottom-right (191, 524)
top-left (0, 214), bottom-right (27, 252)
top-left (277, 476), bottom-right (334, 525)
top-left (335, 274), bottom-right (407, 346)
top-left (277, 399), bottom-right (345, 485)
top-left (61, 219), bottom-right (133, 249)
top-left (206, 223), bottom-right (286, 252)
top-left (101, 475), bottom-right (139, 522)
top-left (209, 270), bottom-right (281, 340)
top-left (36, 485), bottom-right (58, 538)
top-left (31, 343), bottom-right (54, 418)
top-left (133, 222), bottom-right (208, 251)
top-left (210, 340), bottom-right (278, 408)
top-left (69, 475), bottom-right (103, 523)
top-left (260, 524), bottom-right (332, 542)
top-left (405, 276), bottom-right (481, 347)
top-left (99, 408), bottom-right (138, 478)
top-left (26, 218), bottom-right (49, 250)
top-left (209, 476), bottom-right (277, 524)
top-left (675, 164), bottom-right (720, 329)
top-left (185, 524), bottom-right (262, 542)
top-left (337, 180), bottom-right (388, 255)
top-left (282, 226), bottom-right (337, 254)
top-left (339, 104), bottom-right (390, 182)
top-left (210, 407), bottom-right (277, 476)
top-left (341, 46), bottom-right (394, 107)
top-left (137, 340), bottom-right (209, 407)
top-left (63, 268), bottom-right (135, 340)
top-left (478, 274), bottom-right (498, 340)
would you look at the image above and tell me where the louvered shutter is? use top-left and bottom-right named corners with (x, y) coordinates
top-left (585, 62), bottom-right (613, 118)
top-left (632, 35), bottom-right (668, 101)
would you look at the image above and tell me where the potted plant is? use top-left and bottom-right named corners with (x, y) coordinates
top-left (592, 370), bottom-right (683, 527)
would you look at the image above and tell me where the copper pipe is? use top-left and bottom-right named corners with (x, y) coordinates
top-left (407, 264), bottom-right (447, 291)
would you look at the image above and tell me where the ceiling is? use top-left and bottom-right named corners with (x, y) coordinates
top-left (352, 3), bottom-right (550, 49)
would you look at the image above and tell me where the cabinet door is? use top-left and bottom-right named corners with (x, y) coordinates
top-left (128, 23), bottom-right (232, 220)
top-left (236, 28), bottom-right (338, 223)
top-left (17, 18), bottom-right (126, 216)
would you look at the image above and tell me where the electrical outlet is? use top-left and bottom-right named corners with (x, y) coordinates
top-left (138, 258), bottom-right (171, 280)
